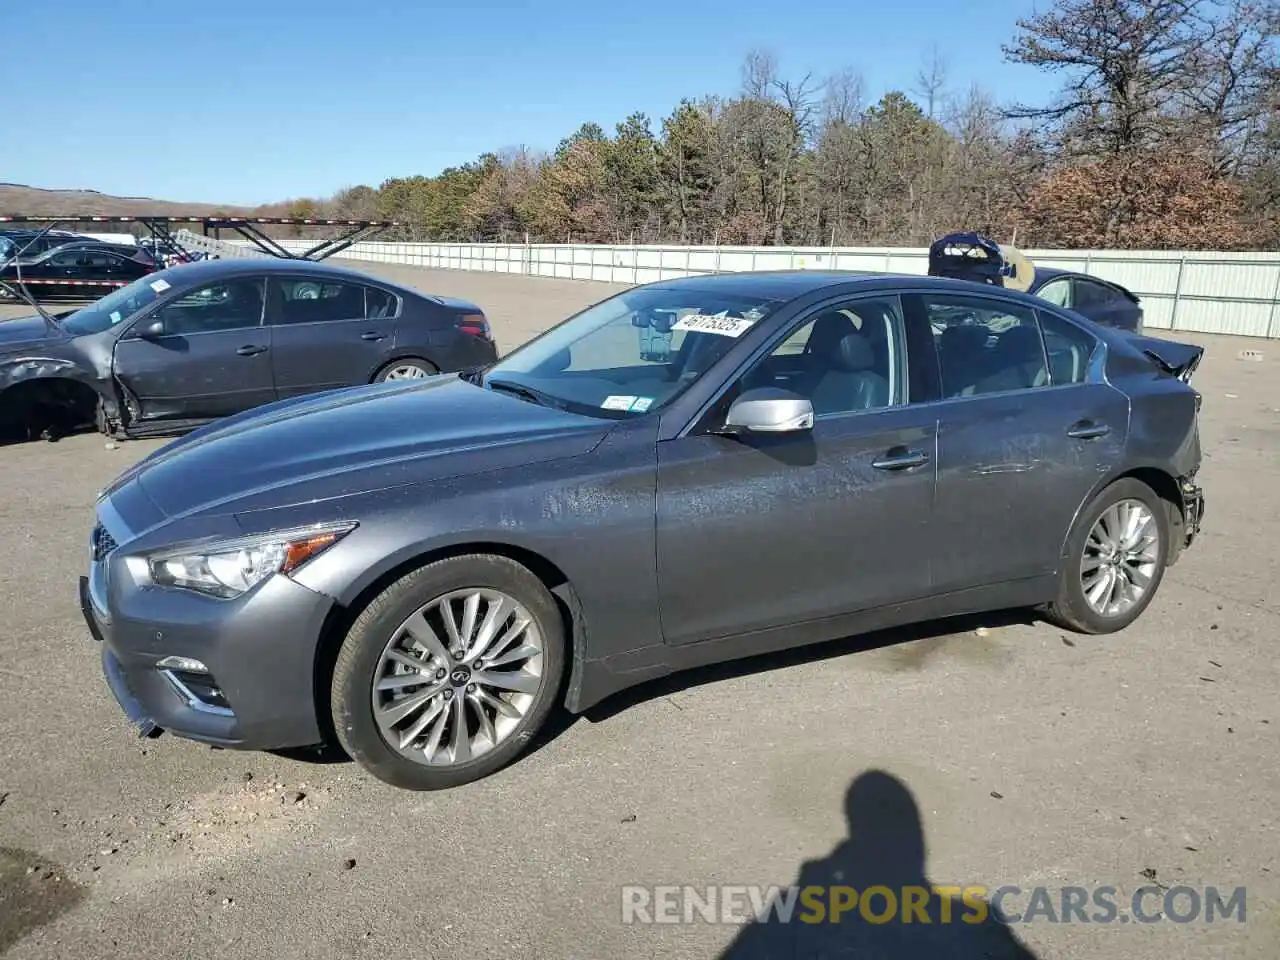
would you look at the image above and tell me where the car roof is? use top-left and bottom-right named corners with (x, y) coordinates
top-left (152, 256), bottom-right (417, 293)
top-left (641, 268), bottom-right (1075, 309)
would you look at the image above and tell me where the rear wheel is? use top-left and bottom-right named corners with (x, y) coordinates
top-left (330, 554), bottom-right (565, 790)
top-left (1044, 478), bottom-right (1171, 633)
top-left (374, 358), bottom-right (437, 382)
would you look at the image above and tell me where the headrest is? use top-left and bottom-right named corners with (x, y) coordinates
top-left (834, 333), bottom-right (876, 372)
top-left (994, 325), bottom-right (1043, 364)
top-left (808, 311), bottom-right (856, 353)
top-left (940, 324), bottom-right (987, 350)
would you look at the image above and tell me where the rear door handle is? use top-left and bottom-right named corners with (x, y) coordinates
top-left (1067, 420), bottom-right (1110, 439)
top-left (236, 345), bottom-right (268, 356)
top-left (872, 448), bottom-right (930, 471)
top-left (360, 332), bottom-right (386, 341)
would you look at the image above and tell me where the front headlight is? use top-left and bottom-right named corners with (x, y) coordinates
top-left (144, 521), bottom-right (357, 599)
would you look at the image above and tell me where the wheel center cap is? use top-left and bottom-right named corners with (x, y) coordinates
top-left (449, 667), bottom-right (472, 687)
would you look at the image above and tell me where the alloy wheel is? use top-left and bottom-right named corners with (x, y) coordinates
top-left (384, 364), bottom-right (429, 380)
top-left (1079, 498), bottom-right (1159, 618)
top-left (371, 588), bottom-right (544, 766)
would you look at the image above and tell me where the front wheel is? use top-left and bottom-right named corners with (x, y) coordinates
top-left (1043, 478), bottom-right (1171, 634)
top-left (330, 554), bottom-right (565, 790)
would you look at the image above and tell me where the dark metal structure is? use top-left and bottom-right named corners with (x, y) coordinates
top-left (0, 214), bottom-right (395, 309)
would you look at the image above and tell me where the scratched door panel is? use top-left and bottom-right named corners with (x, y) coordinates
top-left (931, 384), bottom-right (1130, 592)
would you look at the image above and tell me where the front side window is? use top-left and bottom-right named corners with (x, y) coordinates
top-left (152, 279), bottom-right (266, 335)
top-left (274, 278), bottom-right (366, 324)
top-left (736, 297), bottom-right (902, 417)
top-left (917, 293), bottom-right (1048, 398)
top-left (481, 285), bottom-right (782, 418)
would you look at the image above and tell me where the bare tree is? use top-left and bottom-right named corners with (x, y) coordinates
top-left (913, 44), bottom-right (950, 119)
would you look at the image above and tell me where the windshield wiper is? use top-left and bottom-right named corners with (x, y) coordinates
top-left (485, 377), bottom-right (564, 410)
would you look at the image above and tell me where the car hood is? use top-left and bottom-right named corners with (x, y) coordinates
top-left (117, 375), bottom-right (613, 519)
top-left (0, 315), bottom-right (64, 351)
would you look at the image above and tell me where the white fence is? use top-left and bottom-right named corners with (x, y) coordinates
top-left (178, 233), bottom-right (1280, 339)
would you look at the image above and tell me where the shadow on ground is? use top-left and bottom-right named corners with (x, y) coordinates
top-left (718, 770), bottom-right (1040, 959)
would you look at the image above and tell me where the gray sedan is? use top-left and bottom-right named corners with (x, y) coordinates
top-left (80, 270), bottom-right (1206, 790)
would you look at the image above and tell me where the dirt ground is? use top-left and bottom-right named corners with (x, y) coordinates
top-left (0, 264), bottom-right (1277, 960)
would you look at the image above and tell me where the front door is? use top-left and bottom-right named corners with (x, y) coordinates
top-left (907, 291), bottom-right (1131, 593)
top-left (656, 294), bottom-right (938, 646)
top-left (266, 277), bottom-right (398, 398)
top-left (112, 277), bottom-right (275, 421)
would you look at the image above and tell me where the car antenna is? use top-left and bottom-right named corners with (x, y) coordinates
top-left (1, 257), bottom-right (59, 327)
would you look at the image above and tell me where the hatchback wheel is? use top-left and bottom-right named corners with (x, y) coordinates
top-left (1044, 478), bottom-right (1171, 634)
top-left (376, 358), bottom-right (437, 382)
top-left (330, 554), bottom-right (565, 790)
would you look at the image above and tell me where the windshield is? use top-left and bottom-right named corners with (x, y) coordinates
top-left (60, 273), bottom-right (172, 336)
top-left (482, 285), bottom-right (782, 417)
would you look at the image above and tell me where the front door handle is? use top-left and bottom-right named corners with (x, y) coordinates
top-left (236, 345), bottom-right (268, 357)
top-left (360, 331), bottom-right (386, 341)
top-left (872, 448), bottom-right (930, 471)
top-left (1067, 420), bottom-right (1111, 439)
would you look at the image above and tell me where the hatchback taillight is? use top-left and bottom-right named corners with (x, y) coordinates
top-left (457, 313), bottom-right (492, 340)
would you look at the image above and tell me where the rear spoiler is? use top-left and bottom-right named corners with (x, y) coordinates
top-left (1122, 332), bottom-right (1204, 383)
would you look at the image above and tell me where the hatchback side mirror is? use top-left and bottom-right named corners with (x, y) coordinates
top-left (723, 387), bottom-right (814, 434)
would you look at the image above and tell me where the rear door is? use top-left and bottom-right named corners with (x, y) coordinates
top-left (905, 290), bottom-right (1130, 593)
top-left (266, 276), bottom-right (399, 398)
top-left (112, 276), bottom-right (275, 421)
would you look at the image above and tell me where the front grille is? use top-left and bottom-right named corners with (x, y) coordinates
top-left (91, 523), bottom-right (117, 562)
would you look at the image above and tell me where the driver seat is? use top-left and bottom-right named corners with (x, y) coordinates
top-left (808, 332), bottom-right (890, 414)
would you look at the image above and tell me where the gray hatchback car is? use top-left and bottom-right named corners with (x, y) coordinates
top-left (81, 270), bottom-right (1206, 790)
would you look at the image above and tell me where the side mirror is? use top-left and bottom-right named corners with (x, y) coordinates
top-left (722, 387), bottom-right (814, 434)
top-left (137, 320), bottom-right (166, 339)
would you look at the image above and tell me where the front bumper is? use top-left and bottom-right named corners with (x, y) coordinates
top-left (81, 550), bottom-right (335, 751)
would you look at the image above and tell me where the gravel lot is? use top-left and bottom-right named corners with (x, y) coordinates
top-left (1, 265), bottom-right (1277, 960)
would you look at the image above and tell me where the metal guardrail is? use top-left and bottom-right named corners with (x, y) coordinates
top-left (204, 237), bottom-right (1280, 339)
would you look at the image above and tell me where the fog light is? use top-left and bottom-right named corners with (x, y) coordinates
top-left (156, 655), bottom-right (209, 673)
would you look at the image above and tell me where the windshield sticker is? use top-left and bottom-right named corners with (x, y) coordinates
top-left (602, 395), bottom-right (638, 411)
top-left (109, 311), bottom-right (123, 325)
top-left (672, 312), bottom-right (757, 337)
top-left (630, 397), bottom-right (654, 412)
top-left (150, 278), bottom-right (171, 293)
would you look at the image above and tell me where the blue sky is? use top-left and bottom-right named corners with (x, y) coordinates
top-left (2, 0), bottom-right (1057, 206)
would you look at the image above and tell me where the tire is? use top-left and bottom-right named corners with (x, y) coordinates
top-left (1043, 478), bottom-right (1171, 634)
top-left (374, 357), bottom-right (438, 383)
top-left (330, 554), bottom-right (566, 790)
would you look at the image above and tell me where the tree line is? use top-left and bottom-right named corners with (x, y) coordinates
top-left (257, 0), bottom-right (1279, 251)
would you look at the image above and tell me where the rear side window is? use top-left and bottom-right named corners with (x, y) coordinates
top-left (275, 278), bottom-right (366, 324)
top-left (365, 286), bottom-right (398, 319)
top-left (915, 293), bottom-right (1049, 398)
top-left (1038, 311), bottom-right (1097, 385)
top-left (1072, 279), bottom-right (1116, 309)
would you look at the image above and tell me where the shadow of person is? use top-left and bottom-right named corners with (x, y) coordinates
top-left (719, 770), bottom-right (1039, 960)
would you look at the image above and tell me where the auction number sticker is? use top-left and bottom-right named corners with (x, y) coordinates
top-left (150, 278), bottom-right (171, 293)
top-left (672, 312), bottom-right (756, 337)
top-left (602, 395), bottom-right (638, 410)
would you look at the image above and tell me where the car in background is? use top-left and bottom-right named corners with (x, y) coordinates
top-left (79, 269), bottom-right (1205, 790)
top-left (0, 257), bottom-right (496, 442)
top-left (0, 244), bottom-right (158, 300)
top-left (0, 228), bottom-right (97, 261)
top-left (1028, 267), bottom-right (1144, 333)
top-left (38, 239), bottom-right (162, 267)
top-left (927, 232), bottom-right (1145, 333)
